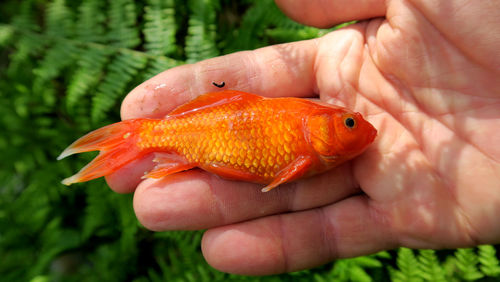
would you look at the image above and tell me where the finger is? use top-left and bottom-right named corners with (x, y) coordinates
top-left (275, 0), bottom-right (386, 28)
top-left (201, 195), bottom-right (396, 275)
top-left (105, 153), bottom-right (155, 193)
top-left (132, 163), bottom-right (359, 231)
top-left (121, 40), bottom-right (319, 120)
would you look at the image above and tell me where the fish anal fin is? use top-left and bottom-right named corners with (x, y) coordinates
top-left (169, 90), bottom-right (263, 116)
top-left (142, 153), bottom-right (195, 179)
top-left (262, 155), bottom-right (312, 192)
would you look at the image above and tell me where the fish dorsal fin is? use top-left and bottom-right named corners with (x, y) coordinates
top-left (168, 90), bottom-right (263, 116)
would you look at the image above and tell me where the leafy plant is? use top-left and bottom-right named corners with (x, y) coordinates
top-left (478, 245), bottom-right (500, 277)
top-left (1, 0), bottom-right (499, 281)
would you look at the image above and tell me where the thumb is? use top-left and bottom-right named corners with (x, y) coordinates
top-left (275, 0), bottom-right (386, 28)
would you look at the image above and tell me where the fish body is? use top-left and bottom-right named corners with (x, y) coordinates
top-left (59, 90), bottom-right (377, 192)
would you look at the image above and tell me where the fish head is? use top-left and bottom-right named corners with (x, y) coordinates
top-left (306, 109), bottom-right (377, 164)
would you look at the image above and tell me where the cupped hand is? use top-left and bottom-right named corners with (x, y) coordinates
top-left (106, 0), bottom-right (500, 275)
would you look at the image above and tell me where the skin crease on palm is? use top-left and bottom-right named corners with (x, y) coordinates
top-left (103, 0), bottom-right (500, 276)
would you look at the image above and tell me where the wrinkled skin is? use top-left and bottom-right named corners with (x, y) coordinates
top-left (105, 0), bottom-right (500, 276)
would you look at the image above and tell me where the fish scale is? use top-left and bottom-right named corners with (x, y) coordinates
top-left (137, 98), bottom-right (304, 181)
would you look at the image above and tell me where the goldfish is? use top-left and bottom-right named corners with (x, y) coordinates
top-left (58, 90), bottom-right (377, 192)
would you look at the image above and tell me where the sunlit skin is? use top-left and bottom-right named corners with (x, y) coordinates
top-left (59, 90), bottom-right (376, 191)
top-left (101, 0), bottom-right (499, 276)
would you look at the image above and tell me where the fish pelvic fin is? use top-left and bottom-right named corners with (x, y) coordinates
top-left (141, 153), bottom-right (195, 179)
top-left (59, 119), bottom-right (147, 185)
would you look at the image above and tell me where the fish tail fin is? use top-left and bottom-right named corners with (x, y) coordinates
top-left (58, 119), bottom-right (146, 185)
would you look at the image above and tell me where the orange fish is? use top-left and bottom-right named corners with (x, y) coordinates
top-left (58, 90), bottom-right (377, 192)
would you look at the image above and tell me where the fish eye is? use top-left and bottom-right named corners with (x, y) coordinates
top-left (344, 117), bottom-right (356, 129)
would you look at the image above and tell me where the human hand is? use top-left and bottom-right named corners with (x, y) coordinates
top-left (106, 0), bottom-right (500, 275)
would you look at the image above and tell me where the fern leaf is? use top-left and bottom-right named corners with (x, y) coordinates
top-left (328, 254), bottom-right (384, 281)
top-left (417, 249), bottom-right (446, 281)
top-left (66, 47), bottom-right (110, 110)
top-left (478, 245), bottom-right (500, 277)
top-left (441, 256), bottom-right (459, 280)
top-left (82, 183), bottom-right (115, 239)
top-left (107, 0), bottom-right (140, 48)
top-left (45, 0), bottom-right (73, 38)
top-left (455, 248), bottom-right (484, 280)
top-left (142, 56), bottom-right (181, 80)
top-left (375, 250), bottom-right (392, 259)
top-left (349, 265), bottom-right (373, 282)
top-left (390, 248), bottom-right (423, 282)
top-left (350, 256), bottom-right (383, 268)
top-left (7, 32), bottom-right (45, 75)
top-left (144, 0), bottom-right (177, 56)
top-left (328, 259), bottom-right (371, 281)
top-left (115, 193), bottom-right (138, 255)
top-left (75, 0), bottom-right (106, 42)
top-left (269, 9), bottom-right (306, 29)
top-left (222, 0), bottom-right (276, 53)
top-left (29, 217), bottom-right (81, 277)
top-left (11, 1), bottom-right (39, 31)
top-left (32, 41), bottom-right (80, 96)
top-left (266, 27), bottom-right (328, 43)
top-left (7, 1), bottom-right (44, 74)
top-left (328, 260), bottom-right (353, 281)
top-left (314, 273), bottom-right (328, 282)
top-left (91, 50), bottom-right (147, 122)
top-left (185, 0), bottom-right (219, 63)
top-left (0, 25), bottom-right (14, 47)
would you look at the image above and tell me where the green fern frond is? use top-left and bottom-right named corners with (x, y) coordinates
top-left (223, 0), bottom-right (275, 52)
top-left (142, 56), bottom-right (181, 80)
top-left (107, 0), bottom-right (140, 48)
top-left (66, 47), bottom-right (110, 110)
top-left (33, 41), bottom-right (80, 95)
top-left (0, 25), bottom-right (14, 46)
top-left (330, 260), bottom-right (373, 282)
top-left (441, 255), bottom-right (459, 280)
top-left (478, 245), bottom-right (500, 277)
top-left (144, 0), bottom-right (177, 56)
top-left (116, 195), bottom-right (139, 257)
top-left (455, 248), bottom-right (484, 280)
top-left (185, 0), bottom-right (219, 63)
top-left (265, 27), bottom-right (328, 43)
top-left (91, 50), bottom-right (147, 122)
top-left (10, 1), bottom-right (39, 31)
top-left (7, 32), bottom-right (45, 75)
top-left (326, 252), bottom-right (387, 282)
top-left (417, 249), bottom-right (446, 282)
top-left (30, 217), bottom-right (81, 277)
top-left (148, 255), bottom-right (169, 282)
top-left (82, 183), bottom-right (115, 239)
top-left (75, 0), bottom-right (106, 42)
top-left (147, 230), bottom-right (213, 280)
top-left (45, 0), bottom-right (74, 37)
top-left (390, 248), bottom-right (423, 282)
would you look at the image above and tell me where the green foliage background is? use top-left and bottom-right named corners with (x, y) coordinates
top-left (0, 0), bottom-right (499, 281)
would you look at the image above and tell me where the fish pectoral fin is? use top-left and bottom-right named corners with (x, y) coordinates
top-left (142, 153), bottom-right (195, 179)
top-left (262, 155), bottom-right (312, 192)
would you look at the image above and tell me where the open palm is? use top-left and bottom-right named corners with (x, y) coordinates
top-left (106, 0), bottom-right (500, 275)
